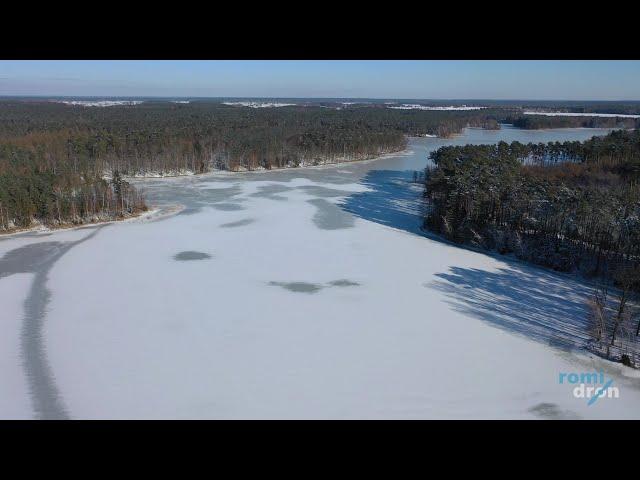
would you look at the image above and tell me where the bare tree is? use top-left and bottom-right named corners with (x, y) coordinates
top-left (587, 282), bottom-right (609, 347)
top-left (611, 267), bottom-right (640, 346)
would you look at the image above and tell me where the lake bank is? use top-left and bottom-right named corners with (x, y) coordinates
top-left (0, 207), bottom-right (156, 239)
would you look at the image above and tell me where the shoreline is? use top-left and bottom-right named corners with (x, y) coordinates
top-left (124, 125), bottom-right (621, 183)
top-left (129, 146), bottom-right (415, 184)
top-left (0, 205), bottom-right (183, 239)
top-left (121, 150), bottom-right (409, 182)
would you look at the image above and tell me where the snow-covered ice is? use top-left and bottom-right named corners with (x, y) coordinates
top-left (2, 126), bottom-right (638, 419)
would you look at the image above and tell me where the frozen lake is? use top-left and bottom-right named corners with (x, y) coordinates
top-left (2, 126), bottom-right (640, 419)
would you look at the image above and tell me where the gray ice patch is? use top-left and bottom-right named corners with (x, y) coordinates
top-left (199, 185), bottom-right (243, 202)
top-left (0, 241), bottom-right (65, 278)
top-left (220, 218), bottom-right (255, 228)
top-left (250, 184), bottom-right (293, 201)
top-left (307, 198), bottom-right (354, 230)
top-left (211, 203), bottom-right (245, 211)
top-left (268, 281), bottom-right (324, 294)
top-left (328, 279), bottom-right (361, 287)
top-left (173, 251), bottom-right (212, 261)
top-left (528, 402), bottom-right (581, 420)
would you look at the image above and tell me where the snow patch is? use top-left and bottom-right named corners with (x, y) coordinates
top-left (123, 170), bottom-right (196, 179)
top-left (389, 104), bottom-right (486, 111)
top-left (56, 100), bottom-right (144, 107)
top-left (524, 111), bottom-right (640, 119)
top-left (222, 101), bottom-right (296, 108)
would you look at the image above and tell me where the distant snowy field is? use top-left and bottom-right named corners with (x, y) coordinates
top-left (2, 128), bottom-right (639, 419)
top-left (389, 104), bottom-right (485, 111)
top-left (55, 100), bottom-right (144, 107)
top-left (524, 111), bottom-right (640, 118)
top-left (222, 101), bottom-right (296, 108)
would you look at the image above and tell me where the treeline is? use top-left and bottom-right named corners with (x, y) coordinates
top-left (0, 100), bottom-right (503, 233)
top-left (0, 101), bottom-right (503, 174)
top-left (519, 102), bottom-right (640, 116)
top-left (424, 129), bottom-right (640, 279)
top-left (0, 144), bottom-right (146, 232)
top-left (506, 114), bottom-right (640, 130)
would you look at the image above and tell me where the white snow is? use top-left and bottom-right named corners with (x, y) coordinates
top-left (55, 100), bottom-right (144, 107)
top-left (123, 169), bottom-right (196, 179)
top-left (524, 111), bottom-right (640, 119)
top-left (389, 104), bottom-right (486, 111)
top-left (3, 129), bottom-right (640, 419)
top-left (222, 101), bottom-right (296, 108)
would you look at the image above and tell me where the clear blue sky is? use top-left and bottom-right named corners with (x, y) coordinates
top-left (1, 61), bottom-right (639, 100)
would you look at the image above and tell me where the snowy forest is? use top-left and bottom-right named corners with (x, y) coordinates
top-left (424, 129), bottom-right (640, 277)
top-left (0, 100), bottom-right (501, 233)
top-left (423, 129), bottom-right (640, 364)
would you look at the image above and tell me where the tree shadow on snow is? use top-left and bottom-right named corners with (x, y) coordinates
top-left (429, 265), bottom-right (594, 351)
top-left (341, 169), bottom-right (597, 353)
top-left (339, 170), bottom-right (426, 236)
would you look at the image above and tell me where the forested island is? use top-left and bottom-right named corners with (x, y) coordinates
top-left (423, 129), bottom-right (640, 362)
top-left (0, 100), bottom-right (501, 233)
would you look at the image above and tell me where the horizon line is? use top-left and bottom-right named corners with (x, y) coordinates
top-left (1, 95), bottom-right (640, 102)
